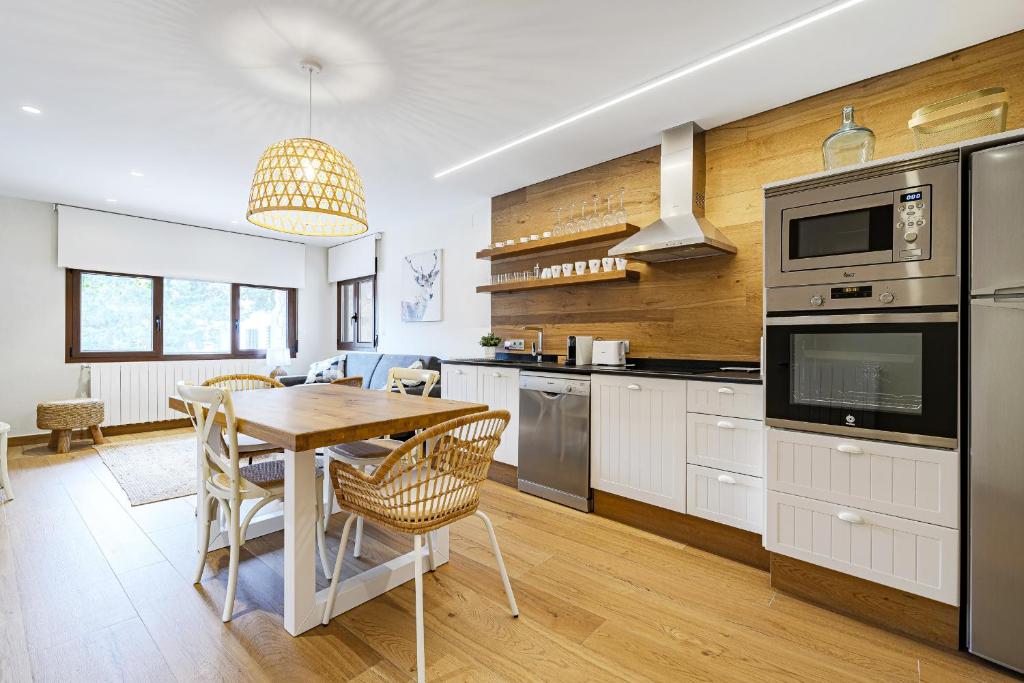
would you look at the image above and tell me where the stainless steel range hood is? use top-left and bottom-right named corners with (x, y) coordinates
top-left (609, 122), bottom-right (737, 262)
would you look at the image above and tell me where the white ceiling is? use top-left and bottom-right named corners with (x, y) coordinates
top-left (1, 0), bottom-right (1022, 245)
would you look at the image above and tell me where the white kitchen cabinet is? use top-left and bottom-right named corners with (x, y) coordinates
top-left (767, 429), bottom-right (959, 528)
top-left (766, 490), bottom-right (959, 605)
top-left (687, 381), bottom-right (763, 420)
top-left (686, 413), bottom-right (764, 477)
top-left (590, 374), bottom-right (687, 512)
top-left (440, 363), bottom-right (478, 403)
top-left (686, 464), bottom-right (763, 533)
top-left (477, 366), bottom-right (520, 466)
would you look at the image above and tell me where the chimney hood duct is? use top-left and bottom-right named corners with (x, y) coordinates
top-left (609, 122), bottom-right (737, 262)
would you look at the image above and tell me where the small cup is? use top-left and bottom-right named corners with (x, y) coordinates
top-left (541, 267), bottom-right (552, 279)
top-left (562, 262), bottom-right (573, 275)
top-left (551, 264), bottom-right (562, 277)
top-left (530, 234), bottom-right (540, 241)
top-left (505, 239), bottom-right (515, 247)
top-left (542, 231), bottom-right (552, 239)
top-left (615, 257), bottom-right (628, 270)
top-left (602, 257), bottom-right (614, 271)
top-left (574, 261), bottom-right (587, 276)
top-left (492, 242), bottom-right (503, 249)
top-left (519, 237), bottom-right (529, 244)
top-left (588, 259), bottom-right (601, 273)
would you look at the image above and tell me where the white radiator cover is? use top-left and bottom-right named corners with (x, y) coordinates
top-left (89, 360), bottom-right (264, 426)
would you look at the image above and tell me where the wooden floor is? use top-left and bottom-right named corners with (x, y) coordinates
top-left (0, 430), bottom-right (1015, 682)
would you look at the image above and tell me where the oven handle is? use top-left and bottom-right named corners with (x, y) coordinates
top-left (766, 311), bottom-right (958, 326)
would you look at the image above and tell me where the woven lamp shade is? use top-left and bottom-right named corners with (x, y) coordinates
top-left (247, 137), bottom-right (368, 237)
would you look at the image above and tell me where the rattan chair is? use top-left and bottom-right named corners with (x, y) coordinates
top-left (322, 367), bottom-right (440, 556)
top-left (178, 381), bottom-right (330, 622)
top-left (330, 375), bottom-right (364, 387)
top-left (202, 374), bottom-right (284, 465)
top-left (321, 409), bottom-right (518, 683)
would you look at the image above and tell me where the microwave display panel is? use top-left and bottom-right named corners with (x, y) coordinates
top-left (789, 205), bottom-right (894, 260)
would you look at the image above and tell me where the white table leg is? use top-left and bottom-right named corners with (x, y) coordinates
top-left (283, 448), bottom-right (318, 636)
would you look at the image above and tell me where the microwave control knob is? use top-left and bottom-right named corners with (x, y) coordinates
top-left (879, 292), bottom-right (895, 304)
top-left (904, 230), bottom-right (919, 243)
top-left (810, 295), bottom-right (824, 307)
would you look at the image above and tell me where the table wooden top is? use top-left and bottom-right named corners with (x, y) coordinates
top-left (168, 383), bottom-right (488, 452)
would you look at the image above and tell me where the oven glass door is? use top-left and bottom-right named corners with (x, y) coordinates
top-left (765, 313), bottom-right (957, 444)
top-left (782, 191), bottom-right (895, 272)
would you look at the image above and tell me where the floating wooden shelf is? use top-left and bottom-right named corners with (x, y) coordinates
top-left (476, 268), bottom-right (640, 293)
top-left (476, 223), bottom-right (640, 260)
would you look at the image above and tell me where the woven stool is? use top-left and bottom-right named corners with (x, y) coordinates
top-left (36, 399), bottom-right (105, 454)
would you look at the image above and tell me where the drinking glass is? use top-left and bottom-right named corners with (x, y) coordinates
top-left (565, 201), bottom-right (578, 235)
top-left (576, 199), bottom-right (590, 232)
top-left (603, 194), bottom-right (616, 226)
top-left (614, 188), bottom-right (627, 224)
top-left (589, 194), bottom-right (602, 229)
top-left (553, 206), bottom-right (564, 237)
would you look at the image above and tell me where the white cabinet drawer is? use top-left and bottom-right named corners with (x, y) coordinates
top-left (686, 464), bottom-right (763, 533)
top-left (440, 364), bottom-right (479, 403)
top-left (687, 381), bottom-right (762, 420)
top-left (767, 429), bottom-right (958, 528)
top-left (477, 367), bottom-right (520, 467)
top-left (686, 413), bottom-right (764, 477)
top-left (766, 491), bottom-right (959, 605)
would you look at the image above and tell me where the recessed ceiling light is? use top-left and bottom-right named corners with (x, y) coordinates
top-left (129, 170), bottom-right (144, 177)
top-left (231, 220), bottom-right (239, 224)
top-left (433, 0), bottom-right (867, 179)
top-left (20, 105), bottom-right (41, 115)
top-left (105, 198), bottom-right (118, 203)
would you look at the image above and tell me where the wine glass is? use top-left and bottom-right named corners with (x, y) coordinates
top-left (603, 194), bottom-right (616, 226)
top-left (553, 206), bottom-right (564, 237)
top-left (614, 188), bottom-right (627, 224)
top-left (566, 201), bottom-right (578, 234)
top-left (589, 194), bottom-right (602, 229)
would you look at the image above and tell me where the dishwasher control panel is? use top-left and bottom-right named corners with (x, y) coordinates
top-left (519, 371), bottom-right (591, 396)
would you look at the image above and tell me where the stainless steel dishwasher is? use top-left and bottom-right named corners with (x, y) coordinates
top-left (517, 371), bottom-right (591, 512)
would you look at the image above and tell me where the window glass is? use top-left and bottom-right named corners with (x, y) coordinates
top-left (357, 281), bottom-right (374, 344)
top-left (163, 279), bottom-right (231, 354)
top-left (239, 286), bottom-right (289, 350)
top-left (79, 273), bottom-right (154, 352)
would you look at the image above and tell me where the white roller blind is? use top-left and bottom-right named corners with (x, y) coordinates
top-left (328, 233), bottom-right (379, 282)
top-left (57, 205), bottom-right (306, 288)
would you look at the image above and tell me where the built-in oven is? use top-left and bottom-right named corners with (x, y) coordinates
top-left (764, 153), bottom-right (959, 288)
top-left (764, 306), bottom-right (958, 449)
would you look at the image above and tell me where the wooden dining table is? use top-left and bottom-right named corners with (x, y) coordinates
top-left (169, 382), bottom-right (487, 636)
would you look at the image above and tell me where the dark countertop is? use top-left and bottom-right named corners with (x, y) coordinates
top-left (443, 355), bottom-right (762, 385)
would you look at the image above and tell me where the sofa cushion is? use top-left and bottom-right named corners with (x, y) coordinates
top-left (344, 352), bottom-right (383, 388)
top-left (369, 354), bottom-right (441, 390)
top-left (305, 355), bottom-right (345, 383)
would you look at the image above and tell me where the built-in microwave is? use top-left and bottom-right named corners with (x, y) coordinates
top-left (764, 154), bottom-right (959, 288)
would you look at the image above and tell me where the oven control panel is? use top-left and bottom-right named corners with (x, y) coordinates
top-left (765, 277), bottom-right (959, 313)
top-left (894, 187), bottom-right (931, 261)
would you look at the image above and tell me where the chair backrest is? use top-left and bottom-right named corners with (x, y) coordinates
top-left (384, 367), bottom-right (440, 396)
top-left (177, 381), bottom-right (241, 490)
top-left (336, 410), bottom-right (509, 532)
top-left (330, 376), bottom-right (364, 387)
top-left (202, 373), bottom-right (283, 391)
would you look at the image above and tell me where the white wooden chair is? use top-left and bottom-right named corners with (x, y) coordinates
top-left (201, 374), bottom-right (285, 465)
top-left (321, 410), bottom-right (518, 683)
top-left (322, 367), bottom-right (440, 559)
top-left (0, 421), bottom-right (12, 501)
top-left (178, 381), bottom-right (330, 622)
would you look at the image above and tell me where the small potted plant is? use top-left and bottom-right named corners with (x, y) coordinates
top-left (479, 332), bottom-right (502, 359)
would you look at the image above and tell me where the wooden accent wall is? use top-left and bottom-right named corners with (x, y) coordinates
top-left (490, 30), bottom-right (1024, 361)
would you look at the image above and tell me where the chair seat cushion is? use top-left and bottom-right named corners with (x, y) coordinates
top-left (237, 433), bottom-right (280, 454)
top-left (328, 439), bottom-right (400, 464)
top-left (37, 399), bottom-right (104, 430)
top-left (213, 459), bottom-right (323, 491)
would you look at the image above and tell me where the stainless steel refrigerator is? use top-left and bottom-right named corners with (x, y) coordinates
top-left (969, 140), bottom-right (1024, 673)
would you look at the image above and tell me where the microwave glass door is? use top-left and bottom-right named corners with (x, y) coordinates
top-left (765, 315), bottom-right (957, 442)
top-left (782, 191), bottom-right (896, 272)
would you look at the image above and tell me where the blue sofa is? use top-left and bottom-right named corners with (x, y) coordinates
top-left (281, 351), bottom-right (442, 398)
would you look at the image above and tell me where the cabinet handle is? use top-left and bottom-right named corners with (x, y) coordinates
top-left (717, 387), bottom-right (735, 395)
top-left (626, 384), bottom-right (641, 391)
top-left (716, 474), bottom-right (736, 485)
top-left (716, 420), bottom-right (735, 430)
top-left (836, 510), bottom-right (865, 524)
top-left (454, 369), bottom-right (463, 375)
top-left (492, 372), bottom-right (501, 377)
top-left (836, 443), bottom-right (863, 454)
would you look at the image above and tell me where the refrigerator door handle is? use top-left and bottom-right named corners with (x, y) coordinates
top-left (994, 285), bottom-right (1024, 300)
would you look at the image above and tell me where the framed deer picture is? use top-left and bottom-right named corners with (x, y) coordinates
top-left (400, 249), bottom-right (442, 322)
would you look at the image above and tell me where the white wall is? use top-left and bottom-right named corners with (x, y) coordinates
top-left (0, 195), bottom-right (336, 437)
top-left (372, 199), bottom-right (492, 359)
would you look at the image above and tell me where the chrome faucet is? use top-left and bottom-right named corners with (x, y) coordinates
top-left (522, 325), bottom-right (544, 361)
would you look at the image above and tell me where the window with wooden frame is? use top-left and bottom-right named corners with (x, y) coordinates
top-left (66, 269), bottom-right (297, 362)
top-left (337, 275), bottom-right (377, 350)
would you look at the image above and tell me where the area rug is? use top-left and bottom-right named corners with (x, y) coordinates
top-left (94, 434), bottom-right (197, 506)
